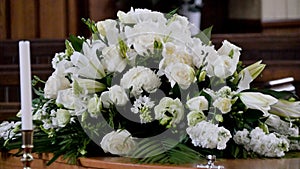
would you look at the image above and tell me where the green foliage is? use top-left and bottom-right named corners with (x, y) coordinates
top-left (193, 26), bottom-right (213, 45)
top-left (69, 35), bottom-right (85, 52)
top-left (81, 18), bottom-right (98, 34)
top-left (132, 138), bottom-right (203, 164)
top-left (165, 8), bottom-right (178, 19)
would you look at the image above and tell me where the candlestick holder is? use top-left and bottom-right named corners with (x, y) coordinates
top-left (196, 155), bottom-right (224, 169)
top-left (21, 130), bottom-right (34, 169)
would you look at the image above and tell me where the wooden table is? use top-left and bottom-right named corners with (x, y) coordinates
top-left (1, 151), bottom-right (299, 169)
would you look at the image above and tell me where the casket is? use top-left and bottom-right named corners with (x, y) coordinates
top-left (0, 151), bottom-right (299, 169)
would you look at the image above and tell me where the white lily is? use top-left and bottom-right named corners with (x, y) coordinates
top-left (239, 92), bottom-right (278, 116)
top-left (237, 61), bottom-right (265, 92)
top-left (240, 60), bottom-right (265, 81)
top-left (74, 78), bottom-right (106, 94)
top-left (270, 99), bottom-right (300, 118)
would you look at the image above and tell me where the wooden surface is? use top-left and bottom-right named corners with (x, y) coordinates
top-left (0, 151), bottom-right (299, 169)
top-left (10, 0), bottom-right (38, 39)
top-left (0, 0), bottom-right (118, 40)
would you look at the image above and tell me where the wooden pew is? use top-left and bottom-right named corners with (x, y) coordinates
top-left (212, 33), bottom-right (300, 95)
top-left (0, 40), bottom-right (65, 120)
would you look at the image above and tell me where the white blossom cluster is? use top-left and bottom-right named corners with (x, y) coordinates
top-left (131, 96), bottom-right (155, 123)
top-left (0, 121), bottom-right (21, 140)
top-left (233, 127), bottom-right (289, 157)
top-left (186, 121), bottom-right (232, 150)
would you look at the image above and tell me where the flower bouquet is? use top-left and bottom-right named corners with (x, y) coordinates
top-left (1, 8), bottom-right (300, 165)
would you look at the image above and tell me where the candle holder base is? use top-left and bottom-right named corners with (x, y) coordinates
top-left (196, 155), bottom-right (224, 169)
top-left (21, 130), bottom-right (34, 169)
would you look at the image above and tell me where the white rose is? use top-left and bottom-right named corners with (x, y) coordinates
top-left (239, 92), bottom-right (278, 116)
top-left (100, 129), bottom-right (136, 155)
top-left (154, 97), bottom-right (184, 127)
top-left (205, 40), bottom-right (241, 79)
top-left (109, 85), bottom-right (129, 106)
top-left (213, 97), bottom-right (232, 114)
top-left (203, 46), bottom-right (219, 77)
top-left (87, 94), bottom-right (102, 118)
top-left (120, 66), bottom-right (161, 97)
top-left (124, 21), bottom-right (166, 56)
top-left (160, 42), bottom-right (193, 70)
top-left (44, 73), bottom-right (70, 99)
top-left (56, 109), bottom-right (71, 127)
top-left (189, 38), bottom-right (208, 68)
top-left (164, 63), bottom-right (195, 89)
top-left (186, 96), bottom-right (209, 112)
top-left (56, 88), bottom-right (76, 109)
top-left (212, 55), bottom-right (237, 79)
top-left (100, 85), bottom-right (128, 108)
top-left (211, 40), bottom-right (241, 79)
top-left (167, 14), bottom-right (191, 43)
top-left (217, 40), bottom-right (241, 59)
top-left (117, 8), bottom-right (167, 24)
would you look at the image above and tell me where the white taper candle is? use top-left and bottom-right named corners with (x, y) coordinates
top-left (19, 41), bottom-right (32, 130)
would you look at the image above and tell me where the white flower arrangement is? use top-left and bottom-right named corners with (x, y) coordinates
top-left (0, 8), bottom-right (299, 165)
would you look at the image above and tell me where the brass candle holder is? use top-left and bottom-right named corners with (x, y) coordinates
top-left (21, 130), bottom-right (34, 169)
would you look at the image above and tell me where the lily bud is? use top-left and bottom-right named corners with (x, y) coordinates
top-left (198, 70), bottom-right (206, 82)
top-left (270, 99), bottom-right (300, 118)
top-left (241, 60), bottom-right (266, 80)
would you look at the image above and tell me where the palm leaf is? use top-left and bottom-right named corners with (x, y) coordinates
top-left (132, 138), bottom-right (203, 164)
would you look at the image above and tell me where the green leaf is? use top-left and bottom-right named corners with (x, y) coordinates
top-left (81, 18), bottom-right (98, 34)
top-left (165, 8), bottom-right (178, 19)
top-left (69, 35), bottom-right (85, 52)
top-left (133, 138), bottom-right (203, 164)
top-left (193, 26), bottom-right (213, 45)
top-left (202, 26), bottom-right (213, 40)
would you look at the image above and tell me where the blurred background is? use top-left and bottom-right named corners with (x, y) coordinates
top-left (0, 0), bottom-right (300, 120)
top-left (1, 0), bottom-right (300, 39)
